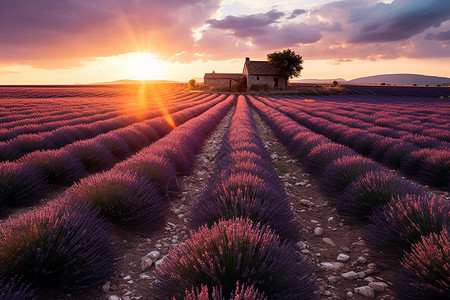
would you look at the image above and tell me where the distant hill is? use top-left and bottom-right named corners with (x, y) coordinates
top-left (347, 74), bottom-right (450, 86)
top-left (291, 78), bottom-right (346, 84)
top-left (90, 79), bottom-right (181, 85)
top-left (294, 74), bottom-right (450, 86)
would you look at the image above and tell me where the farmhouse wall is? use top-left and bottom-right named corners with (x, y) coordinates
top-left (204, 78), bottom-right (239, 89)
top-left (247, 75), bottom-right (286, 90)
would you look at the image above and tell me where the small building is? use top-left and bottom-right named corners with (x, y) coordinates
top-left (243, 57), bottom-right (286, 91)
top-left (203, 73), bottom-right (243, 90)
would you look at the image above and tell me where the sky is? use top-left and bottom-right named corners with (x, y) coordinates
top-left (0, 0), bottom-right (449, 84)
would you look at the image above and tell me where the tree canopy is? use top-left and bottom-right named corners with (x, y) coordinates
top-left (267, 49), bottom-right (303, 79)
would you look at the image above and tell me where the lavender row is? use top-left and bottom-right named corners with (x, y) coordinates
top-left (152, 96), bottom-right (316, 299)
top-left (276, 96), bottom-right (449, 144)
top-left (0, 94), bottom-right (226, 217)
top-left (258, 96), bottom-right (449, 190)
top-left (0, 89), bottom-right (183, 141)
top-left (0, 93), bottom-right (210, 161)
top-left (0, 89), bottom-right (184, 138)
top-left (290, 94), bottom-right (449, 126)
top-left (249, 96), bottom-right (449, 298)
top-left (280, 95), bottom-right (449, 142)
top-left (0, 84), bottom-right (185, 123)
top-left (0, 95), bottom-right (234, 299)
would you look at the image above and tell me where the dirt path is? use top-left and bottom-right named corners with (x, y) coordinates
top-left (252, 110), bottom-right (396, 300)
top-left (63, 109), bottom-right (234, 300)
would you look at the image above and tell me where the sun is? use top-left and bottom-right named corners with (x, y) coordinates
top-left (124, 52), bottom-right (165, 80)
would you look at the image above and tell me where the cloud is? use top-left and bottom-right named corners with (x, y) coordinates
top-left (287, 9), bottom-right (306, 20)
top-left (204, 9), bottom-right (333, 51)
top-left (1, 0), bottom-right (449, 69)
top-left (425, 30), bottom-right (450, 40)
top-left (328, 58), bottom-right (353, 65)
top-left (347, 0), bottom-right (450, 43)
top-left (207, 10), bottom-right (285, 38)
top-left (0, 0), bottom-right (221, 67)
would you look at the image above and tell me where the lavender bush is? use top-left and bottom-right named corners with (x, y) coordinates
top-left (19, 149), bottom-right (87, 185)
top-left (0, 162), bottom-right (48, 213)
top-left (65, 140), bottom-right (118, 173)
top-left (335, 171), bottom-right (427, 221)
top-left (302, 143), bottom-right (357, 176)
top-left (190, 172), bottom-right (301, 241)
top-left (184, 283), bottom-right (266, 300)
top-left (394, 229), bottom-right (450, 299)
top-left (319, 156), bottom-right (383, 198)
top-left (0, 278), bottom-right (37, 300)
top-left (113, 154), bottom-right (179, 196)
top-left (0, 202), bottom-right (116, 294)
top-left (96, 133), bottom-right (133, 160)
top-left (382, 142), bottom-right (420, 169)
top-left (64, 170), bottom-right (168, 231)
top-left (364, 194), bottom-right (449, 264)
top-left (152, 218), bottom-right (316, 299)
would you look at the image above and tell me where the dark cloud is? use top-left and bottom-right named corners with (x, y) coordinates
top-left (348, 0), bottom-right (450, 43)
top-left (205, 9), bottom-right (336, 50)
top-left (287, 9), bottom-right (306, 20)
top-left (207, 10), bottom-right (284, 38)
top-left (425, 30), bottom-right (450, 40)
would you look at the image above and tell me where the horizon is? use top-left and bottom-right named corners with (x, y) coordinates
top-left (1, 0), bottom-right (449, 85)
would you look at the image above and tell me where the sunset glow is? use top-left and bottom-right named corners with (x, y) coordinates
top-left (0, 0), bottom-right (448, 84)
top-left (123, 53), bottom-right (166, 80)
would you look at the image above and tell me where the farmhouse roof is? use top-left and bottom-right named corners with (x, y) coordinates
top-left (244, 59), bottom-right (283, 76)
top-left (204, 73), bottom-right (242, 80)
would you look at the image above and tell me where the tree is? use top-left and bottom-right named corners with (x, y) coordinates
top-left (188, 79), bottom-right (196, 89)
top-left (332, 80), bottom-right (339, 86)
top-left (267, 49), bottom-right (303, 81)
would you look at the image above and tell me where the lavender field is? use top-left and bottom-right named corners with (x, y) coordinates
top-left (0, 84), bottom-right (449, 299)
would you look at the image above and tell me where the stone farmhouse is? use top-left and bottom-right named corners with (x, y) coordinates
top-left (204, 57), bottom-right (286, 91)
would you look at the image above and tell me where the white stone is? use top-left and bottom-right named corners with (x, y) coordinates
top-left (327, 276), bottom-right (340, 283)
top-left (328, 217), bottom-right (334, 222)
top-left (354, 286), bottom-right (375, 298)
top-left (357, 256), bottom-right (367, 264)
top-left (323, 291), bottom-right (332, 296)
top-left (311, 219), bottom-right (318, 224)
top-left (336, 253), bottom-right (350, 262)
top-left (368, 282), bottom-right (388, 292)
top-left (352, 240), bottom-right (366, 247)
top-left (320, 262), bottom-right (345, 271)
top-left (109, 296), bottom-right (119, 300)
top-left (140, 257), bottom-right (153, 272)
top-left (295, 241), bottom-right (307, 250)
top-left (146, 251), bottom-right (161, 260)
top-left (102, 283), bottom-right (110, 293)
top-left (346, 291), bottom-right (353, 297)
top-left (300, 199), bottom-right (313, 206)
top-left (342, 271), bottom-right (358, 280)
top-left (356, 271), bottom-right (366, 279)
top-left (155, 258), bottom-right (165, 269)
top-left (322, 237), bottom-right (336, 246)
top-left (314, 227), bottom-right (324, 236)
top-left (123, 275), bottom-right (131, 280)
